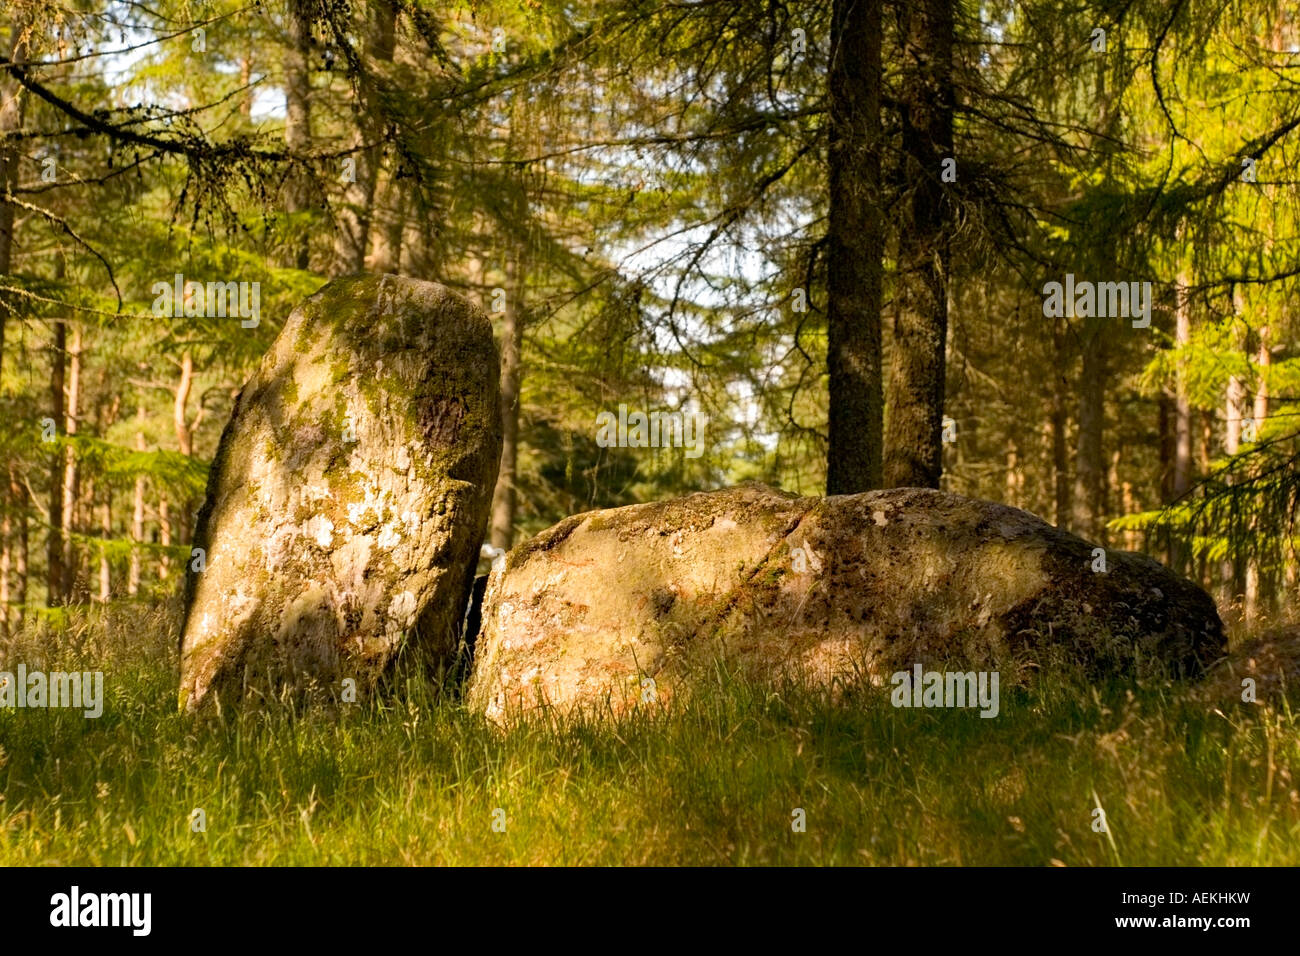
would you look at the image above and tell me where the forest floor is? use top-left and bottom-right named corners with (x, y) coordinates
top-left (0, 601), bottom-right (1297, 865)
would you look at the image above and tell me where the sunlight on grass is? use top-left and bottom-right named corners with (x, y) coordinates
top-left (1, 603), bottom-right (1296, 865)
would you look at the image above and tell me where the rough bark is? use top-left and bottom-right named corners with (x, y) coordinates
top-left (882, 0), bottom-right (954, 490)
top-left (825, 0), bottom-right (884, 494)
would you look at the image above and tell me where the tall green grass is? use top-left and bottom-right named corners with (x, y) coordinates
top-left (1, 602), bottom-right (1296, 865)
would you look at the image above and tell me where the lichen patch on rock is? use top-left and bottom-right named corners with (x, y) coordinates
top-left (178, 274), bottom-right (501, 713)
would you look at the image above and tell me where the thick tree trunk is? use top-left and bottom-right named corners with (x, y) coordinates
top-left (883, 0), bottom-right (954, 490)
top-left (47, 322), bottom-right (66, 606)
top-left (824, 0), bottom-right (884, 494)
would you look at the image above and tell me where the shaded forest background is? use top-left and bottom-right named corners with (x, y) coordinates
top-left (1, 0), bottom-right (1298, 637)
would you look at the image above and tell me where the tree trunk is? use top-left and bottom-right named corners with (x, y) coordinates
top-left (369, 175), bottom-right (404, 274)
top-left (98, 483), bottom-right (111, 602)
top-left (1004, 438), bottom-right (1021, 508)
top-left (159, 495), bottom-right (172, 581)
top-left (283, 0), bottom-right (313, 270)
top-left (489, 239), bottom-right (524, 551)
top-left (47, 322), bottom-right (66, 606)
top-left (1245, 324), bottom-right (1271, 623)
top-left (0, 11), bottom-right (32, 372)
top-left (1072, 318), bottom-right (1106, 544)
top-left (0, 21), bottom-right (31, 622)
top-left (882, 0), bottom-right (953, 490)
top-left (174, 349), bottom-right (195, 457)
top-left (12, 467), bottom-right (25, 630)
top-left (61, 325), bottom-right (81, 602)
top-left (825, 0), bottom-right (885, 494)
top-left (1051, 314), bottom-right (1071, 528)
top-left (331, 1), bottom-right (397, 276)
top-left (1173, 278), bottom-right (1192, 499)
top-left (1120, 477), bottom-right (1139, 550)
top-left (129, 404), bottom-right (146, 596)
top-left (0, 501), bottom-right (9, 638)
top-left (1222, 303), bottom-right (1245, 618)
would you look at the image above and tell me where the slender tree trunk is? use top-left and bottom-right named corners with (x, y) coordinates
top-left (0, 11), bottom-right (32, 374)
top-left (1245, 324), bottom-right (1271, 623)
top-left (47, 322), bottom-right (66, 606)
top-left (1072, 318), bottom-right (1106, 543)
top-left (1161, 265), bottom-right (1193, 575)
top-left (1157, 387), bottom-right (1173, 562)
top-left (158, 495), bottom-right (172, 580)
top-left (283, 0), bottom-right (313, 270)
top-left (0, 503), bottom-right (9, 638)
top-left (825, 0), bottom-right (884, 493)
top-left (1121, 477), bottom-right (1138, 550)
top-left (13, 468), bottom-right (25, 629)
top-left (0, 18), bottom-right (31, 609)
top-left (97, 484), bottom-right (111, 602)
top-left (489, 239), bottom-right (524, 551)
top-left (129, 404), bottom-right (145, 596)
top-left (1173, 280), bottom-right (1192, 499)
top-left (369, 175), bottom-right (405, 273)
top-left (1004, 438), bottom-right (1021, 508)
top-left (1222, 300), bottom-right (1245, 617)
top-left (61, 325), bottom-right (81, 602)
top-left (239, 51), bottom-right (254, 119)
top-left (332, 0), bottom-right (396, 276)
top-left (1051, 314), bottom-right (1071, 528)
top-left (174, 350), bottom-right (195, 457)
top-left (882, 0), bottom-right (953, 490)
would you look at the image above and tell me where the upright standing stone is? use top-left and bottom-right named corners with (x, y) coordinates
top-left (179, 274), bottom-right (501, 713)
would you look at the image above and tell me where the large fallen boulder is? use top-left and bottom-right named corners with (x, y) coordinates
top-left (466, 484), bottom-right (1225, 722)
top-left (179, 274), bottom-right (501, 713)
